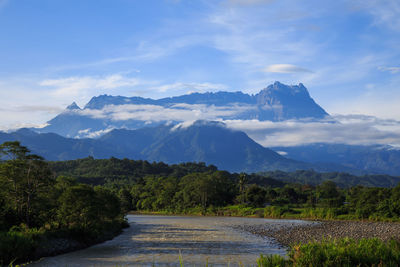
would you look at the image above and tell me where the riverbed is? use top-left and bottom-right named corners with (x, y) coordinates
top-left (29, 214), bottom-right (311, 266)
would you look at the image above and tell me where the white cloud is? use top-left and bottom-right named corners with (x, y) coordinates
top-left (58, 99), bottom-right (400, 148)
top-left (378, 66), bottom-right (400, 74)
top-left (355, 0), bottom-right (400, 31)
top-left (15, 105), bottom-right (64, 113)
top-left (40, 74), bottom-right (141, 99)
top-left (77, 127), bottom-right (115, 138)
top-left (151, 82), bottom-right (228, 93)
top-left (74, 103), bottom-right (256, 122)
top-left (263, 64), bottom-right (312, 73)
top-left (223, 115), bottom-right (400, 147)
top-left (0, 123), bottom-right (49, 132)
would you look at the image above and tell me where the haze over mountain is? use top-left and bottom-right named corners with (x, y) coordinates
top-left (4, 120), bottom-right (400, 175)
top-left (272, 143), bottom-right (400, 176)
top-left (1, 121), bottom-right (312, 173)
top-left (35, 82), bottom-right (329, 138)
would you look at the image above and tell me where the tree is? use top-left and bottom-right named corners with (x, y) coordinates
top-left (95, 186), bottom-right (121, 221)
top-left (316, 181), bottom-right (343, 208)
top-left (57, 184), bottom-right (98, 230)
top-left (238, 172), bottom-right (248, 204)
top-left (246, 184), bottom-right (266, 207)
top-left (118, 188), bottom-right (133, 213)
top-left (0, 141), bottom-right (53, 227)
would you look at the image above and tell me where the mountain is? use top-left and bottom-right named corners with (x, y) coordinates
top-left (1, 122), bottom-right (313, 173)
top-left (272, 143), bottom-right (400, 176)
top-left (0, 128), bottom-right (116, 160)
top-left (35, 82), bottom-right (329, 138)
top-left (256, 82), bottom-right (328, 120)
top-left (4, 123), bottom-right (400, 175)
top-left (99, 121), bottom-right (311, 172)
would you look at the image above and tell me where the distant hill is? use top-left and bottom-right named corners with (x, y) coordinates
top-left (258, 169), bottom-right (400, 188)
top-left (272, 143), bottom-right (400, 176)
top-left (34, 82), bottom-right (329, 138)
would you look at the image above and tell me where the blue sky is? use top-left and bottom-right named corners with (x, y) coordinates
top-left (0, 0), bottom-right (400, 129)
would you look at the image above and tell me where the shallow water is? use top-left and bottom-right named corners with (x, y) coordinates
top-left (30, 215), bottom-right (310, 266)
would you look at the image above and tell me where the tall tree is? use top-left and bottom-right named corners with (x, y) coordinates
top-left (0, 141), bottom-right (53, 227)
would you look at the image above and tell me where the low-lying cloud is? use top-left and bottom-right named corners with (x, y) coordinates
top-left (65, 102), bottom-right (400, 147)
top-left (224, 116), bottom-right (400, 147)
top-left (72, 103), bottom-right (256, 123)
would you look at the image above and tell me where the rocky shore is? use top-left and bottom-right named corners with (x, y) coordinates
top-left (234, 220), bottom-right (400, 247)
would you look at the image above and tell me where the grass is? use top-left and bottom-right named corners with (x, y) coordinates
top-left (132, 205), bottom-right (400, 222)
top-left (258, 238), bottom-right (400, 267)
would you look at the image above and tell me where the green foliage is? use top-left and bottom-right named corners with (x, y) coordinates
top-left (0, 141), bottom-right (54, 229)
top-left (49, 157), bottom-right (218, 185)
top-left (0, 142), bottom-right (127, 265)
top-left (259, 170), bottom-right (400, 188)
top-left (264, 206), bottom-right (296, 218)
top-left (246, 184), bottom-right (266, 207)
top-left (0, 227), bottom-right (43, 265)
top-left (257, 254), bottom-right (290, 267)
top-left (258, 238), bottom-right (400, 267)
top-left (289, 238), bottom-right (400, 267)
top-left (49, 156), bottom-right (400, 222)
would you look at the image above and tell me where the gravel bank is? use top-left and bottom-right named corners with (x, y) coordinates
top-left (234, 220), bottom-right (400, 247)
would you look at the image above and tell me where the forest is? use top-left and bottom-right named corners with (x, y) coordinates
top-left (2, 142), bottom-right (400, 265)
top-left (0, 142), bottom-right (127, 265)
top-left (50, 155), bottom-right (400, 220)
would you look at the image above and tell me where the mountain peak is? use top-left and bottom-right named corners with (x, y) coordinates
top-left (15, 128), bottom-right (38, 136)
top-left (265, 81), bottom-right (308, 96)
top-left (256, 82), bottom-right (328, 120)
top-left (66, 102), bottom-right (81, 110)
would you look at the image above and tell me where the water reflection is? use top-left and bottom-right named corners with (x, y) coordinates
top-left (30, 215), bottom-right (309, 266)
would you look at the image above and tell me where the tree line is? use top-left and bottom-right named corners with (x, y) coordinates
top-left (49, 156), bottom-right (400, 220)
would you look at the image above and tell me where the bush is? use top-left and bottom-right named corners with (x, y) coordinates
top-left (0, 230), bottom-right (37, 265)
top-left (258, 238), bottom-right (400, 267)
top-left (264, 206), bottom-right (294, 218)
top-left (257, 254), bottom-right (290, 267)
top-left (291, 238), bottom-right (400, 266)
top-left (299, 207), bottom-right (338, 219)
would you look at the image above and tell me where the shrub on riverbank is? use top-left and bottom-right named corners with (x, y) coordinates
top-left (258, 238), bottom-right (400, 267)
top-left (0, 219), bottom-right (128, 266)
top-left (0, 228), bottom-right (39, 265)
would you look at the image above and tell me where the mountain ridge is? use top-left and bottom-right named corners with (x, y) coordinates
top-left (3, 122), bottom-right (400, 175)
top-left (1, 122), bottom-right (313, 173)
top-left (35, 82), bottom-right (329, 138)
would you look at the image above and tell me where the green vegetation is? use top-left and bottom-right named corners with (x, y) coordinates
top-left (0, 142), bottom-right (126, 265)
top-left (49, 157), bottom-right (400, 221)
top-left (2, 143), bottom-right (400, 265)
top-left (259, 170), bottom-right (400, 188)
top-left (257, 238), bottom-right (400, 267)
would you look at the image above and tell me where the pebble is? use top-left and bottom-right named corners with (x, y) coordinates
top-left (236, 220), bottom-right (400, 247)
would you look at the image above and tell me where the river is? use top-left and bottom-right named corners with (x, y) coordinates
top-left (30, 215), bottom-right (311, 266)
